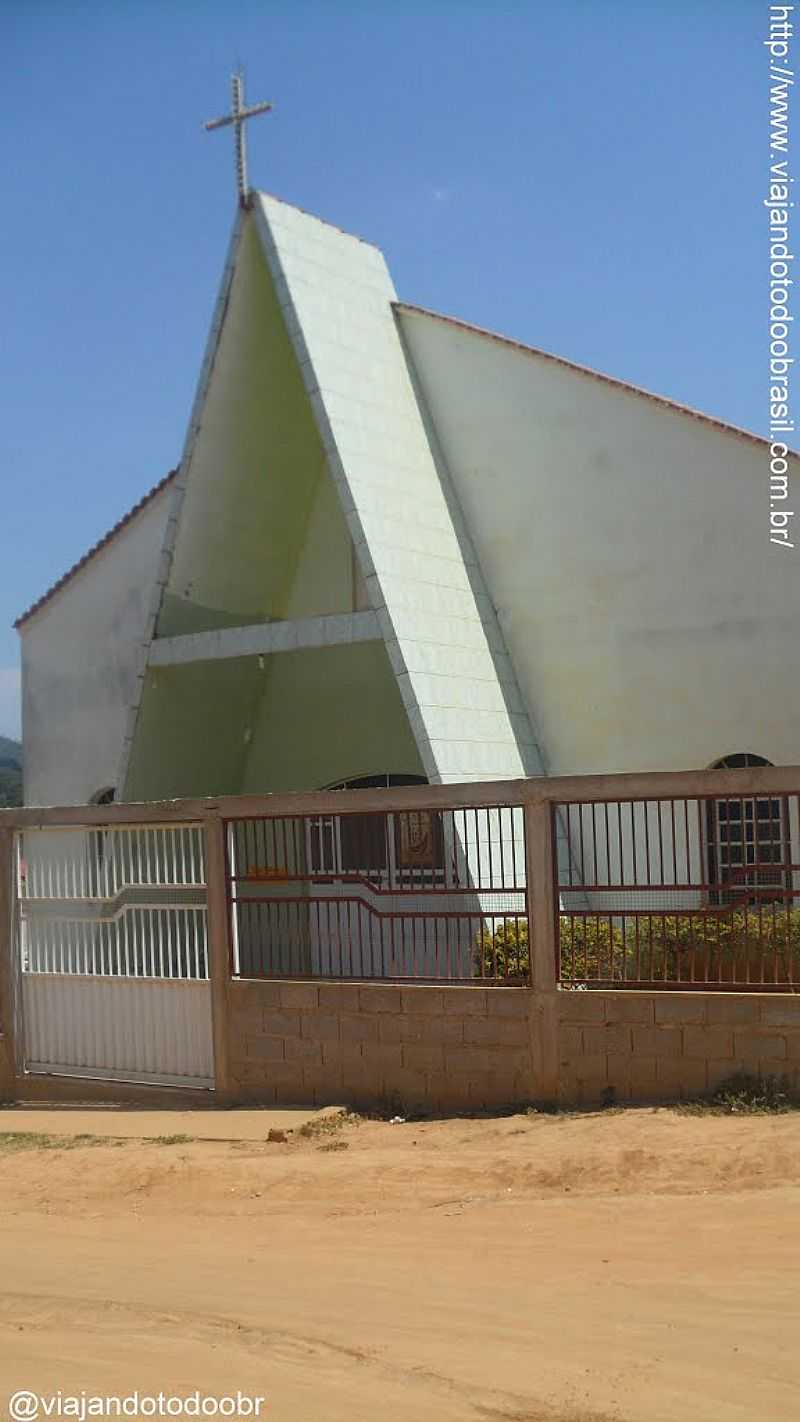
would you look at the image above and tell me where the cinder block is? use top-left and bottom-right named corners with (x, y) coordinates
top-left (340, 1014), bottom-right (380, 1043)
top-left (758, 1057), bottom-right (793, 1079)
top-left (464, 1015), bottom-right (529, 1047)
top-left (760, 1001), bottom-right (800, 1028)
top-left (231, 1060), bottom-right (271, 1086)
top-left (559, 1025), bottom-right (584, 1058)
top-left (571, 1052), bottom-right (608, 1085)
top-left (417, 1015), bottom-right (465, 1045)
top-left (361, 1042), bottom-right (403, 1072)
top-left (707, 996), bottom-right (760, 1026)
top-left (284, 1036), bottom-right (323, 1063)
top-left (244, 1036), bottom-right (286, 1062)
top-left (231, 1009), bottom-right (266, 1037)
top-left (428, 1081), bottom-right (472, 1113)
top-left (607, 1056), bottom-right (658, 1101)
top-left (377, 1014), bottom-right (424, 1044)
top-left (558, 992), bottom-right (606, 1024)
top-left (338, 1070), bottom-right (379, 1106)
top-left (279, 982), bottom-right (320, 1012)
top-left (632, 1026), bottom-right (683, 1058)
top-left (300, 1012), bottom-right (340, 1043)
top-left (583, 1023), bottom-right (632, 1057)
top-left (654, 996), bottom-right (707, 1026)
top-left (322, 1040), bottom-right (364, 1068)
top-left (235, 1082), bottom-right (277, 1105)
top-left (707, 1058), bottom-right (739, 1091)
top-left (443, 989), bottom-right (487, 1015)
top-left (318, 983), bottom-right (362, 1013)
top-left (262, 1011), bottom-right (302, 1038)
top-left (359, 985), bottom-right (403, 1014)
top-left (561, 1069), bottom-right (607, 1106)
top-left (444, 1046), bottom-right (492, 1076)
top-left (273, 1079), bottom-right (315, 1106)
top-left (259, 1061), bottom-right (303, 1090)
top-left (301, 1065), bottom-right (344, 1103)
top-left (783, 1033), bottom-right (800, 1062)
top-left (468, 1073), bottom-right (520, 1109)
top-left (231, 980), bottom-right (282, 1011)
top-left (485, 990), bottom-right (530, 1019)
top-left (380, 1067), bottom-right (429, 1107)
top-left (655, 1058), bottom-right (708, 1096)
top-left (486, 1047), bottom-right (531, 1077)
top-left (604, 994), bottom-right (654, 1025)
top-left (734, 1030), bottom-right (787, 1061)
top-left (683, 1026), bottom-right (733, 1060)
top-left (400, 988), bottom-right (445, 1016)
top-left (402, 1043), bottom-right (445, 1073)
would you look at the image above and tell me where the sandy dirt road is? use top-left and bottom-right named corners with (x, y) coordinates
top-left (0, 1105), bottom-right (798, 1421)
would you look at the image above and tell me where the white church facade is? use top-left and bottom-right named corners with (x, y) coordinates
top-left (16, 191), bottom-right (800, 812)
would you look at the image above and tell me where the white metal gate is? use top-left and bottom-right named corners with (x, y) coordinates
top-left (16, 824), bottom-right (215, 1088)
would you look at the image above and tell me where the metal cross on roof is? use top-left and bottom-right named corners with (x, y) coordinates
top-left (204, 72), bottom-right (273, 207)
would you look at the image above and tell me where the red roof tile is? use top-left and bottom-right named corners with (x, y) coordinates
top-left (14, 469), bottom-right (178, 630)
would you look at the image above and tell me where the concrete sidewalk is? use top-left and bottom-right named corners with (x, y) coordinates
top-left (0, 1103), bottom-right (342, 1141)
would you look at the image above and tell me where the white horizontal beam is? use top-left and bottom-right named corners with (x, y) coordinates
top-left (148, 610), bottom-right (382, 667)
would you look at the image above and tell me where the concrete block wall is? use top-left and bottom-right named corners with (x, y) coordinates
top-left (559, 991), bottom-right (800, 1105)
top-left (229, 979), bottom-right (533, 1112)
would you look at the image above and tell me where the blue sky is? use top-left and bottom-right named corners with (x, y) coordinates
top-left (1, 0), bottom-right (770, 736)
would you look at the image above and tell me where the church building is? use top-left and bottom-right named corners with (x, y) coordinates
top-left (16, 189), bottom-right (800, 810)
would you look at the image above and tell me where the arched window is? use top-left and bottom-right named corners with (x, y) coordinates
top-left (706, 754), bottom-right (788, 903)
top-left (308, 772), bottom-right (445, 880)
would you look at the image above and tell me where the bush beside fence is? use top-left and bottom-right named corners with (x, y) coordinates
top-left (479, 910), bottom-right (800, 988)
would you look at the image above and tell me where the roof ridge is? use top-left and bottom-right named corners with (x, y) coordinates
top-left (255, 190), bottom-right (382, 251)
top-left (394, 302), bottom-right (785, 454)
top-left (14, 468), bottom-right (178, 630)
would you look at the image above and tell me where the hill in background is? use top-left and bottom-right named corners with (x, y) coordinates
top-left (0, 736), bottom-right (22, 807)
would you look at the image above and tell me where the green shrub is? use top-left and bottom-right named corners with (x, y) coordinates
top-left (475, 919), bottom-right (529, 981)
top-left (711, 1072), bottom-right (791, 1113)
top-left (677, 1072), bottom-right (794, 1115)
top-left (476, 916), bottom-right (625, 983)
top-left (623, 908), bottom-right (800, 983)
top-left (476, 906), bottom-right (800, 984)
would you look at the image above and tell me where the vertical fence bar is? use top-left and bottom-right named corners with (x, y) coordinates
top-left (0, 828), bottom-right (17, 1096)
top-left (204, 815), bottom-right (233, 1098)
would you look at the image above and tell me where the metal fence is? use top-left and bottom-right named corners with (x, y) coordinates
top-left (555, 791), bottom-right (800, 989)
top-left (18, 824), bottom-right (208, 980)
top-left (225, 804), bottom-right (528, 982)
top-left (6, 768), bottom-right (800, 1001)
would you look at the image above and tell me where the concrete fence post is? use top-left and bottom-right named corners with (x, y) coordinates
top-left (524, 798), bottom-right (560, 1104)
top-left (204, 815), bottom-right (234, 1101)
top-left (0, 827), bottom-right (17, 1101)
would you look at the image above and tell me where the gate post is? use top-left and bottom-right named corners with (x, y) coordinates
top-left (524, 796), bottom-right (560, 1104)
top-left (0, 826), bottom-right (17, 1101)
top-left (204, 815), bottom-right (234, 1101)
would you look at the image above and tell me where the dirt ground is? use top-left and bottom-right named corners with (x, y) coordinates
top-left (0, 1103), bottom-right (798, 1422)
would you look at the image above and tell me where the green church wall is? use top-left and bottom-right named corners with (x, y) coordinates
top-left (242, 641), bottom-right (425, 793)
top-left (123, 641), bottom-right (423, 802)
top-left (123, 657), bottom-right (264, 800)
top-left (158, 219), bottom-right (357, 640)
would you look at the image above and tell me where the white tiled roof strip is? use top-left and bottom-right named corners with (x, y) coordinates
top-left (253, 193), bottom-right (543, 785)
